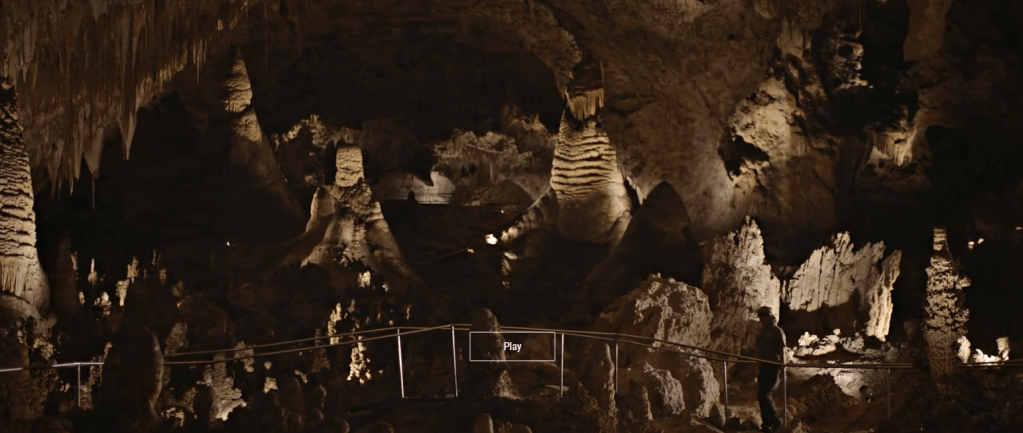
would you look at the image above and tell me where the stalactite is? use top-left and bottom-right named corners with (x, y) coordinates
top-left (0, 78), bottom-right (49, 316)
top-left (1, 0), bottom-right (260, 188)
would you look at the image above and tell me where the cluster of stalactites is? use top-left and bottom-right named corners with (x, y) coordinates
top-left (564, 54), bottom-right (604, 122)
top-left (0, 0), bottom-right (261, 188)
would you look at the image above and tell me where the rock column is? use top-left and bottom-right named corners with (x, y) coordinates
top-left (923, 227), bottom-right (970, 382)
top-left (0, 79), bottom-right (48, 320)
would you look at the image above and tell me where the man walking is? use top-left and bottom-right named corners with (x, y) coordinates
top-left (755, 306), bottom-right (786, 433)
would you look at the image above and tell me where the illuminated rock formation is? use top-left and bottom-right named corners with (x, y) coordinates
top-left (923, 227), bottom-right (970, 380)
top-left (501, 56), bottom-right (631, 246)
top-left (597, 275), bottom-right (719, 418)
top-left (300, 143), bottom-right (424, 295)
top-left (702, 217), bottom-right (781, 356)
top-left (216, 47), bottom-right (304, 224)
top-left (783, 233), bottom-right (902, 340)
top-left (597, 275), bottom-right (713, 350)
top-left (0, 79), bottom-right (48, 320)
top-left (466, 307), bottom-right (517, 399)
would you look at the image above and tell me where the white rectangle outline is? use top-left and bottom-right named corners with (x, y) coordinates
top-left (468, 331), bottom-right (556, 362)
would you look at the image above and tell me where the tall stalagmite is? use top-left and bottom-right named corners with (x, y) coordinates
top-left (923, 227), bottom-right (970, 382)
top-left (0, 79), bottom-right (48, 319)
top-left (299, 143), bottom-right (423, 296)
top-left (501, 55), bottom-right (631, 245)
top-left (217, 47), bottom-right (304, 224)
top-left (702, 217), bottom-right (780, 356)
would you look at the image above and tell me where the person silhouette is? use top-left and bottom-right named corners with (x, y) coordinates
top-left (755, 306), bottom-right (786, 433)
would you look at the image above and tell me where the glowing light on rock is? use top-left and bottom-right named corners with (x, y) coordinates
top-left (486, 234), bottom-right (498, 245)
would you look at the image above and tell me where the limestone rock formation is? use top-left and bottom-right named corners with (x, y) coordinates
top-left (215, 47), bottom-right (304, 225)
top-left (466, 307), bottom-right (517, 399)
top-left (923, 227), bottom-right (970, 380)
top-left (597, 275), bottom-right (719, 418)
top-left (580, 342), bottom-right (617, 421)
top-left (621, 363), bottom-right (685, 418)
top-left (702, 217), bottom-right (781, 356)
top-left (904, 0), bottom-right (954, 61)
top-left (726, 73), bottom-right (837, 259)
top-left (865, 252), bottom-right (902, 342)
top-left (597, 275), bottom-right (713, 350)
top-left (429, 125), bottom-right (553, 204)
top-left (298, 143), bottom-right (424, 296)
top-left (501, 55), bottom-right (631, 246)
top-left (580, 182), bottom-right (700, 311)
top-left (0, 79), bottom-right (49, 319)
top-left (782, 232), bottom-right (902, 340)
top-left (475, 413), bottom-right (495, 433)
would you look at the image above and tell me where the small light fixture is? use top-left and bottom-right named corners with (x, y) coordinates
top-left (485, 234), bottom-right (498, 245)
top-left (977, 238), bottom-right (984, 244)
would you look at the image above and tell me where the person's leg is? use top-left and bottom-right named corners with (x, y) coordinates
top-left (757, 366), bottom-right (782, 430)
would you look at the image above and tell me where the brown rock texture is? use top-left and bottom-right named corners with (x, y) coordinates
top-left (702, 217), bottom-right (780, 356)
top-left (620, 363), bottom-right (685, 418)
top-left (467, 307), bottom-right (517, 399)
top-left (216, 48), bottom-right (304, 224)
top-left (597, 275), bottom-right (719, 418)
top-left (782, 232), bottom-right (901, 340)
top-left (597, 275), bottom-right (713, 350)
top-left (0, 79), bottom-right (48, 317)
top-left (923, 227), bottom-right (970, 380)
top-left (300, 143), bottom-right (424, 296)
top-left (501, 56), bottom-right (631, 245)
top-left (903, 0), bottom-right (953, 61)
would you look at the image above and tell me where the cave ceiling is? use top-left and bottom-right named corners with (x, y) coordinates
top-left (3, 0), bottom-right (1023, 258)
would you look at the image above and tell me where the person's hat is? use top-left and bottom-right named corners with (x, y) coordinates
top-left (756, 306), bottom-right (774, 318)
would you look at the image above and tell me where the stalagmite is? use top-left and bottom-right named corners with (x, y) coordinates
top-left (923, 227), bottom-right (970, 381)
top-left (298, 143), bottom-right (424, 295)
top-left (0, 79), bottom-right (49, 319)
top-left (702, 217), bottom-right (780, 356)
top-left (216, 47), bottom-right (304, 224)
top-left (782, 233), bottom-right (902, 340)
top-left (500, 55), bottom-right (631, 246)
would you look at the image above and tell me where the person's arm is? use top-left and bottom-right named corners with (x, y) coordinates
top-left (773, 327), bottom-right (787, 363)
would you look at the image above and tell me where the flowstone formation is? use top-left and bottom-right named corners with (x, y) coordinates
top-left (501, 55), bottom-right (631, 246)
top-left (922, 227), bottom-right (970, 382)
top-left (783, 232), bottom-right (902, 340)
top-left (702, 217), bottom-right (781, 356)
top-left (298, 143), bottom-right (424, 296)
top-left (0, 79), bottom-right (49, 320)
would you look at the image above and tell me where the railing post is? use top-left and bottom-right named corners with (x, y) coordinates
top-left (76, 363), bottom-right (81, 408)
top-left (560, 333), bottom-right (565, 399)
top-left (782, 365), bottom-right (787, 427)
top-left (887, 368), bottom-right (891, 419)
top-left (397, 329), bottom-right (405, 399)
top-left (451, 326), bottom-right (458, 397)
top-left (614, 335), bottom-right (619, 396)
top-left (723, 361), bottom-right (729, 423)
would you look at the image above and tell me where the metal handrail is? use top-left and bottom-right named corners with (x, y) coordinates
top-left (2, 321), bottom-right (1016, 424)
